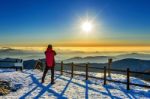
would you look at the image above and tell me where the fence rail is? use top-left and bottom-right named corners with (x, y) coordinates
top-left (0, 61), bottom-right (17, 62)
top-left (59, 61), bottom-right (150, 90)
top-left (0, 60), bottom-right (23, 71)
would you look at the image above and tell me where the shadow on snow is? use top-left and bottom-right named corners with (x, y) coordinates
top-left (19, 73), bottom-right (150, 99)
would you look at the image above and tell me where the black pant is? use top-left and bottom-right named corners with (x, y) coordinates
top-left (42, 66), bottom-right (54, 83)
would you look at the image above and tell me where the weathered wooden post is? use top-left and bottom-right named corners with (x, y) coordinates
top-left (86, 63), bottom-right (89, 80)
top-left (104, 66), bottom-right (107, 85)
top-left (127, 68), bottom-right (130, 90)
top-left (108, 58), bottom-right (112, 77)
top-left (61, 61), bottom-right (63, 75)
top-left (21, 67), bottom-right (23, 71)
top-left (71, 62), bottom-right (74, 78)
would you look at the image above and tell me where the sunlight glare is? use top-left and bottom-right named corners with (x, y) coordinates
top-left (81, 21), bottom-right (93, 32)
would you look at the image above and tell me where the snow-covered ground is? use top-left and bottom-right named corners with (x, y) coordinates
top-left (0, 69), bottom-right (150, 99)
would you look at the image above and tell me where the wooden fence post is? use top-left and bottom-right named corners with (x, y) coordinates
top-left (104, 66), bottom-right (107, 85)
top-left (108, 58), bottom-right (112, 77)
top-left (127, 68), bottom-right (130, 90)
top-left (86, 63), bottom-right (89, 80)
top-left (61, 61), bottom-right (63, 75)
top-left (71, 62), bottom-right (74, 78)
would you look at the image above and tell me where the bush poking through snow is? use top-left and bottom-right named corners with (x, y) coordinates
top-left (0, 81), bottom-right (10, 95)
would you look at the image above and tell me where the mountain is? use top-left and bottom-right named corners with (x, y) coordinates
top-left (1, 57), bottom-right (150, 80)
top-left (112, 58), bottom-right (150, 71)
top-left (2, 57), bottom-right (149, 71)
top-left (0, 47), bottom-right (44, 60)
top-left (0, 48), bottom-right (23, 54)
top-left (64, 56), bottom-right (112, 63)
top-left (116, 53), bottom-right (150, 60)
top-left (0, 47), bottom-right (39, 54)
top-left (63, 53), bottom-right (150, 63)
top-left (89, 58), bottom-right (150, 72)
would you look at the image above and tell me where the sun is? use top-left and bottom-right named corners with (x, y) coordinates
top-left (81, 21), bottom-right (93, 32)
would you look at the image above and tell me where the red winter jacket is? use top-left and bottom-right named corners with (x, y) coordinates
top-left (45, 48), bottom-right (56, 68)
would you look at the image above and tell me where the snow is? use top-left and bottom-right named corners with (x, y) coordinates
top-left (0, 69), bottom-right (150, 99)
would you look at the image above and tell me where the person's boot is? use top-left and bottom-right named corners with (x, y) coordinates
top-left (51, 81), bottom-right (55, 85)
top-left (41, 78), bottom-right (44, 83)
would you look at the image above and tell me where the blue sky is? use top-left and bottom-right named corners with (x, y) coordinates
top-left (0, 0), bottom-right (150, 47)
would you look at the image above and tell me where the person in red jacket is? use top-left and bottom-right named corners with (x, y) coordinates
top-left (42, 44), bottom-right (56, 84)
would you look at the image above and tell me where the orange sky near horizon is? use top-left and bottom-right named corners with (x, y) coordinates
top-left (1, 39), bottom-right (150, 48)
top-left (1, 46), bottom-right (150, 53)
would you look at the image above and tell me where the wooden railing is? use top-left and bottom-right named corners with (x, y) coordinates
top-left (59, 61), bottom-right (150, 90)
top-left (0, 60), bottom-right (23, 71)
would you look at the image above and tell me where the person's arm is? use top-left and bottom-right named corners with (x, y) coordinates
top-left (54, 51), bottom-right (56, 56)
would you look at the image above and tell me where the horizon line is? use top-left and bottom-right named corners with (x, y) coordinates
top-left (0, 45), bottom-right (150, 48)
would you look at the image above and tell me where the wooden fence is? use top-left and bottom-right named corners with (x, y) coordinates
top-left (59, 61), bottom-right (150, 90)
top-left (0, 60), bottom-right (23, 71)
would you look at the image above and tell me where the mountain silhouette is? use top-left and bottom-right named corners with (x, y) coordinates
top-left (63, 53), bottom-right (150, 63)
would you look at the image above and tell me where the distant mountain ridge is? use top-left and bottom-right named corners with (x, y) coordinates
top-left (64, 53), bottom-right (150, 63)
top-left (116, 53), bottom-right (150, 60)
top-left (0, 57), bottom-right (150, 72)
top-left (0, 47), bottom-right (43, 60)
top-left (0, 47), bottom-right (39, 54)
top-left (64, 56), bottom-right (112, 63)
top-left (1, 57), bottom-right (150, 81)
top-left (0, 48), bottom-right (22, 53)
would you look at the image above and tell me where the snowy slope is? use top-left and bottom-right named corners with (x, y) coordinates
top-left (0, 69), bottom-right (150, 99)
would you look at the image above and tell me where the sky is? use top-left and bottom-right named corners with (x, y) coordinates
top-left (0, 0), bottom-right (150, 47)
